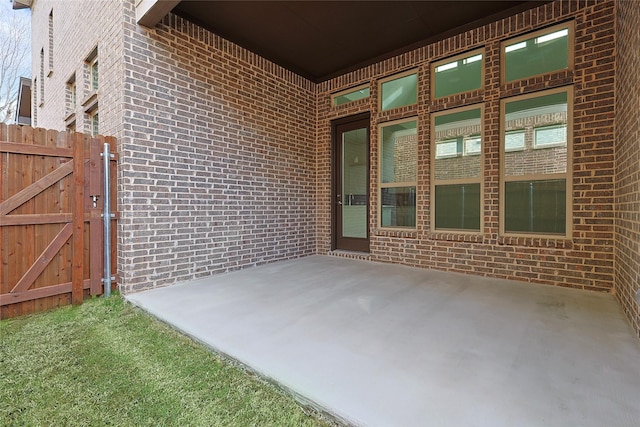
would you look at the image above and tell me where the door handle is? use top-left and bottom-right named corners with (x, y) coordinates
top-left (337, 194), bottom-right (342, 205)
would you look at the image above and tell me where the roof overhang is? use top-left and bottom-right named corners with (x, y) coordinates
top-left (11, 0), bottom-right (31, 10)
top-left (136, 0), bottom-right (181, 28)
top-left (137, 1), bottom-right (551, 83)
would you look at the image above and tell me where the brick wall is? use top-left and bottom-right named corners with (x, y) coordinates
top-left (614, 0), bottom-right (640, 339)
top-left (29, 0), bottom-right (124, 139)
top-left (118, 7), bottom-right (317, 292)
top-left (317, 0), bottom-right (617, 292)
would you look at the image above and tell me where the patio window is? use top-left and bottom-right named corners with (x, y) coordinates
top-left (432, 106), bottom-right (483, 231)
top-left (379, 118), bottom-right (417, 228)
top-left (379, 70), bottom-right (418, 111)
top-left (503, 22), bottom-right (572, 82)
top-left (332, 84), bottom-right (370, 106)
top-left (432, 49), bottom-right (483, 98)
top-left (501, 88), bottom-right (572, 236)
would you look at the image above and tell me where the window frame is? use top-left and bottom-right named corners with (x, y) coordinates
top-left (331, 83), bottom-right (370, 107)
top-left (378, 116), bottom-right (418, 230)
top-left (431, 104), bottom-right (484, 233)
top-left (501, 21), bottom-right (574, 84)
top-left (430, 48), bottom-right (484, 99)
top-left (499, 86), bottom-right (573, 238)
top-left (378, 69), bottom-right (418, 112)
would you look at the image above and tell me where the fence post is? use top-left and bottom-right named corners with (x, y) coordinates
top-left (102, 142), bottom-right (112, 298)
top-left (71, 133), bottom-right (85, 305)
top-left (89, 138), bottom-right (103, 295)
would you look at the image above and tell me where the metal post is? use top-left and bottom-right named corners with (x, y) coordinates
top-left (103, 142), bottom-right (112, 297)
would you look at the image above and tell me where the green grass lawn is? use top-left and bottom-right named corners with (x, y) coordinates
top-left (0, 295), bottom-right (331, 427)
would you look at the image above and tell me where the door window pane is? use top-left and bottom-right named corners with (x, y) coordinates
top-left (504, 26), bottom-right (570, 82)
top-left (505, 179), bottom-right (566, 234)
top-left (342, 128), bottom-right (367, 238)
top-left (435, 184), bottom-right (481, 230)
top-left (380, 73), bottom-right (417, 111)
top-left (433, 51), bottom-right (483, 98)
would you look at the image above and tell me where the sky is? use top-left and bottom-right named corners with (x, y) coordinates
top-left (0, 0), bottom-right (31, 123)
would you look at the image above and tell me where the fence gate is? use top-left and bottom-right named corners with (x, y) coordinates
top-left (0, 124), bottom-right (117, 319)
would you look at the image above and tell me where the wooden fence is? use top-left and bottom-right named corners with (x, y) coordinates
top-left (0, 124), bottom-right (117, 319)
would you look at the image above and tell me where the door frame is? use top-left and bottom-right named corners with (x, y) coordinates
top-left (331, 112), bottom-right (371, 252)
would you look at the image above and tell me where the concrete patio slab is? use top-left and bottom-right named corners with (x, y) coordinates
top-left (126, 255), bottom-right (640, 427)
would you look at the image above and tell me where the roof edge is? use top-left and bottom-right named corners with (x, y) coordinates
top-left (12, 0), bottom-right (32, 10)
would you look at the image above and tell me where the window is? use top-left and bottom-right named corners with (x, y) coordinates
top-left (48, 10), bottom-right (53, 73)
top-left (32, 77), bottom-right (38, 126)
top-left (432, 106), bottom-right (483, 231)
top-left (90, 111), bottom-right (99, 137)
top-left (90, 59), bottom-right (98, 92)
top-left (432, 49), bottom-right (483, 98)
top-left (435, 139), bottom-right (458, 159)
top-left (39, 49), bottom-right (44, 105)
top-left (84, 46), bottom-right (98, 97)
top-left (379, 70), bottom-right (418, 111)
top-left (66, 74), bottom-right (76, 117)
top-left (464, 136), bottom-right (482, 155)
top-left (501, 88), bottom-right (571, 236)
top-left (332, 84), bottom-right (370, 106)
top-left (535, 124), bottom-right (566, 148)
top-left (505, 130), bottom-right (525, 151)
top-left (503, 23), bottom-right (573, 82)
top-left (379, 118), bottom-right (417, 228)
top-left (83, 47), bottom-right (98, 114)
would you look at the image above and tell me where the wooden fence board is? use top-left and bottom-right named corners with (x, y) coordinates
top-left (0, 279), bottom-right (91, 306)
top-left (1, 213), bottom-right (72, 226)
top-left (0, 142), bottom-right (73, 157)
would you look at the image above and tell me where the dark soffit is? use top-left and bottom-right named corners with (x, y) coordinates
top-left (173, 1), bottom-right (551, 83)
